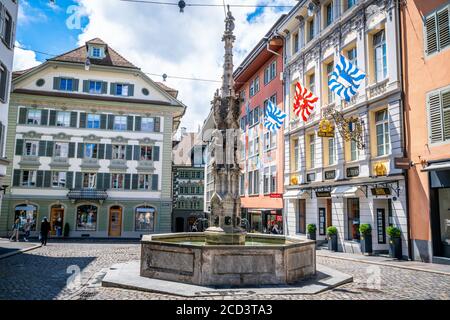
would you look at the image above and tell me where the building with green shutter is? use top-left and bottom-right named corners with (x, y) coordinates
top-left (0, 38), bottom-right (186, 238)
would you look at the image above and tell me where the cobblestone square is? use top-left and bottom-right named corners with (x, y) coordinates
top-left (0, 241), bottom-right (448, 300)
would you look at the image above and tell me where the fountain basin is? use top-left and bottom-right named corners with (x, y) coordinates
top-left (140, 233), bottom-right (316, 287)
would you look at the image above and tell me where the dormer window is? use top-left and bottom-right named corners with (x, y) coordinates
top-left (89, 46), bottom-right (104, 59)
top-left (92, 47), bottom-right (101, 58)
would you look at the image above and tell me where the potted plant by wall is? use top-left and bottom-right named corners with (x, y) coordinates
top-left (387, 226), bottom-right (402, 259)
top-left (326, 226), bottom-right (338, 251)
top-left (359, 224), bottom-right (372, 255)
top-left (307, 224), bottom-right (316, 240)
top-left (63, 223), bottom-right (70, 238)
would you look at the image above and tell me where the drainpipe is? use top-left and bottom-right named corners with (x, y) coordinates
top-left (264, 36), bottom-right (281, 57)
top-left (396, 0), bottom-right (412, 260)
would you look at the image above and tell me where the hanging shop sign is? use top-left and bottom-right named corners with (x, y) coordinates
top-left (371, 187), bottom-right (391, 196)
top-left (346, 166), bottom-right (360, 178)
top-left (324, 170), bottom-right (336, 180)
top-left (394, 157), bottom-right (412, 170)
top-left (269, 193), bottom-right (283, 199)
top-left (316, 191), bottom-right (331, 198)
top-left (317, 118), bottom-right (335, 138)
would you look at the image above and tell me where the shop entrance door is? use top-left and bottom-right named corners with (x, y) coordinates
top-left (50, 207), bottom-right (64, 236)
top-left (326, 199), bottom-right (332, 228)
top-left (108, 206), bottom-right (122, 237)
top-left (175, 217), bottom-right (184, 232)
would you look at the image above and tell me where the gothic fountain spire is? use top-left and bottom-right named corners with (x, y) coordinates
top-left (221, 5), bottom-right (236, 98)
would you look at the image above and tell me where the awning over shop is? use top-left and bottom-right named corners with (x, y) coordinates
top-left (331, 186), bottom-right (363, 198)
top-left (284, 189), bottom-right (310, 199)
top-left (422, 161), bottom-right (450, 172)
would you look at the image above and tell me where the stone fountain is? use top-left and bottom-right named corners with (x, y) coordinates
top-left (139, 8), bottom-right (316, 287)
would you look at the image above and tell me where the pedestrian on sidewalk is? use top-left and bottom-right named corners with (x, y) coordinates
top-left (55, 217), bottom-right (63, 237)
top-left (40, 217), bottom-right (50, 246)
top-left (23, 218), bottom-right (32, 242)
top-left (9, 218), bottom-right (20, 242)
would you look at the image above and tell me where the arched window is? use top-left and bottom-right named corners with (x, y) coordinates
top-left (76, 204), bottom-right (98, 231)
top-left (135, 206), bottom-right (155, 232)
top-left (14, 204), bottom-right (37, 231)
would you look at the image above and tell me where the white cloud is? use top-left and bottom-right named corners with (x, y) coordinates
top-left (13, 42), bottom-right (42, 71)
top-left (76, 0), bottom-right (294, 131)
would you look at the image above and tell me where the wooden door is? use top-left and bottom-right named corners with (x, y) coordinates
top-left (326, 199), bottom-right (332, 228)
top-left (50, 208), bottom-right (64, 236)
top-left (109, 207), bottom-right (122, 237)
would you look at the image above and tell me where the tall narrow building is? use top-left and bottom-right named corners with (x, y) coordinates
top-left (0, 39), bottom-right (186, 238)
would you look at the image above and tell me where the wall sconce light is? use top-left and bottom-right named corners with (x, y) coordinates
top-left (0, 185), bottom-right (9, 195)
top-left (85, 57), bottom-right (91, 71)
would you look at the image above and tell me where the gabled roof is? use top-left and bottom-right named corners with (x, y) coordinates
top-left (48, 38), bottom-right (139, 69)
top-left (156, 82), bottom-right (178, 98)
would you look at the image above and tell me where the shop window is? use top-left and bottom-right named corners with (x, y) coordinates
top-left (135, 206), bottom-right (156, 231)
top-left (76, 205), bottom-right (98, 231)
top-left (346, 198), bottom-right (360, 240)
top-left (14, 204), bottom-right (37, 231)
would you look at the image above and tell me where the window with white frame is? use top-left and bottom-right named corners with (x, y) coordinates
top-left (294, 139), bottom-right (299, 171)
top-left (263, 167), bottom-right (270, 194)
top-left (347, 47), bottom-right (357, 66)
top-left (308, 73), bottom-right (315, 95)
top-left (52, 172), bottom-right (66, 188)
top-left (325, 1), bottom-right (333, 27)
top-left (82, 173), bottom-right (96, 188)
top-left (113, 116), bottom-right (127, 131)
top-left (373, 30), bottom-right (387, 82)
top-left (115, 84), bottom-right (129, 96)
top-left (346, 0), bottom-right (356, 10)
top-left (89, 81), bottom-right (103, 94)
top-left (24, 140), bottom-right (39, 156)
top-left (327, 62), bottom-right (335, 103)
top-left (112, 145), bottom-right (126, 160)
top-left (249, 77), bottom-right (260, 97)
top-left (308, 18), bottom-right (315, 42)
top-left (138, 174), bottom-right (151, 190)
top-left (0, 63), bottom-right (8, 102)
top-left (59, 78), bottom-right (73, 91)
top-left (111, 173), bottom-right (125, 189)
top-left (27, 109), bottom-right (41, 125)
top-left (84, 143), bottom-right (98, 158)
top-left (87, 114), bottom-right (100, 129)
top-left (140, 145), bottom-right (153, 160)
top-left (270, 165), bottom-right (277, 193)
top-left (292, 32), bottom-right (299, 55)
top-left (56, 111), bottom-right (71, 127)
top-left (350, 139), bottom-right (359, 161)
top-left (21, 171), bottom-right (37, 187)
top-left (54, 142), bottom-right (69, 158)
top-left (375, 109), bottom-right (390, 156)
top-left (264, 61), bottom-right (277, 85)
top-left (141, 117), bottom-right (155, 132)
top-left (328, 137), bottom-right (336, 165)
top-left (309, 134), bottom-right (315, 168)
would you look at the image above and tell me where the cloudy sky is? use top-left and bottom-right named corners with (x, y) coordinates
top-left (15, 0), bottom-right (294, 132)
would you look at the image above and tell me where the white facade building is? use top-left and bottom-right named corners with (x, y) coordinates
top-left (280, 0), bottom-right (409, 256)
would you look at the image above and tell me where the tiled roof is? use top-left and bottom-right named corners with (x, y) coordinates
top-left (156, 82), bottom-right (178, 98)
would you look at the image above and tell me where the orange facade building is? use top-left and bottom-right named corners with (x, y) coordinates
top-left (233, 16), bottom-right (286, 234)
top-left (402, 0), bottom-right (450, 263)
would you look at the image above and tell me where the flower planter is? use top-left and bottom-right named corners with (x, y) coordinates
top-left (328, 234), bottom-right (338, 251)
top-left (360, 235), bottom-right (372, 255)
top-left (389, 237), bottom-right (402, 259)
top-left (307, 232), bottom-right (316, 241)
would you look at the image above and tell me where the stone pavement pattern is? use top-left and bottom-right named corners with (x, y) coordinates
top-left (0, 242), bottom-right (449, 300)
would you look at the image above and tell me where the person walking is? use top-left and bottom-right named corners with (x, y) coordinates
top-left (9, 218), bottom-right (20, 242)
top-left (40, 217), bottom-right (51, 246)
top-left (55, 217), bottom-right (62, 237)
top-left (23, 218), bottom-right (32, 242)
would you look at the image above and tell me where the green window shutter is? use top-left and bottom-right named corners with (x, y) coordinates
top-left (133, 145), bottom-right (140, 160)
top-left (154, 117), bottom-right (161, 132)
top-left (38, 141), bottom-right (47, 157)
top-left (43, 171), bottom-right (52, 188)
top-left (151, 174), bottom-right (158, 191)
top-left (443, 91), bottom-right (450, 140)
top-left (13, 170), bottom-right (21, 186)
top-left (126, 145), bottom-right (133, 160)
top-left (153, 146), bottom-right (160, 161)
top-left (124, 174), bottom-right (131, 190)
top-left (132, 174), bottom-right (138, 190)
top-left (49, 110), bottom-right (57, 126)
top-left (79, 112), bottom-right (87, 128)
top-left (66, 172), bottom-right (74, 189)
top-left (53, 77), bottom-right (61, 90)
top-left (41, 109), bottom-right (49, 126)
top-left (18, 108), bottom-right (27, 124)
top-left (72, 79), bottom-right (79, 92)
top-left (101, 82), bottom-right (108, 94)
top-left (77, 143), bottom-right (84, 158)
top-left (100, 114), bottom-right (107, 129)
top-left (103, 173), bottom-right (111, 190)
top-left (429, 92), bottom-right (443, 143)
top-left (15, 139), bottom-right (23, 155)
top-left (135, 116), bottom-right (141, 131)
top-left (96, 173), bottom-right (104, 190)
top-left (83, 80), bottom-right (89, 93)
top-left (127, 116), bottom-right (134, 131)
top-left (70, 112), bottom-right (78, 128)
top-left (36, 170), bottom-right (44, 188)
top-left (110, 83), bottom-right (117, 95)
top-left (75, 172), bottom-right (83, 189)
top-left (437, 7), bottom-right (450, 50)
top-left (105, 144), bottom-right (112, 159)
top-left (107, 115), bottom-right (115, 130)
top-left (98, 144), bottom-right (105, 159)
top-left (128, 84), bottom-right (135, 96)
top-left (46, 141), bottom-right (54, 157)
top-left (68, 142), bottom-right (76, 158)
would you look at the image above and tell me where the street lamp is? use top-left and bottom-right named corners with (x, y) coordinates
top-left (0, 185), bottom-right (9, 195)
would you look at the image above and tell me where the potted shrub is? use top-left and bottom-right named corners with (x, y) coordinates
top-left (63, 223), bottom-right (70, 238)
top-left (387, 226), bottom-right (402, 259)
top-left (307, 224), bottom-right (316, 240)
top-left (326, 226), bottom-right (338, 251)
top-left (359, 224), bottom-right (372, 255)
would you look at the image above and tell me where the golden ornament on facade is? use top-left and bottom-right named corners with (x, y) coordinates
top-left (317, 118), bottom-right (335, 137)
top-left (291, 176), bottom-right (299, 185)
top-left (374, 162), bottom-right (387, 176)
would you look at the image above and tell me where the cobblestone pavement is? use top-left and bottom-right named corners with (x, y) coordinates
top-left (0, 241), bottom-right (449, 300)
